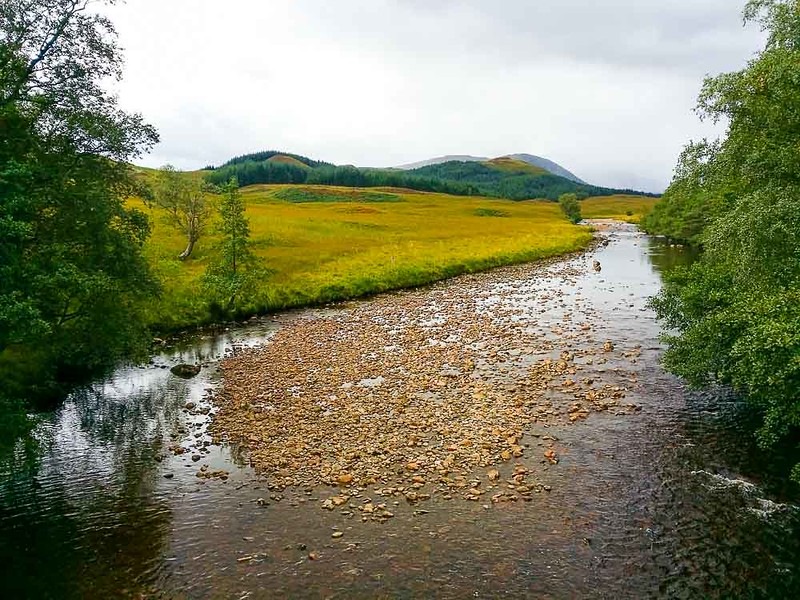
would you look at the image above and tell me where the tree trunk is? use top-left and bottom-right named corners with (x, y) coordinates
top-left (178, 237), bottom-right (195, 261)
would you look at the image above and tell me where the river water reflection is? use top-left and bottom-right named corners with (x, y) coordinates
top-left (1, 225), bottom-right (798, 599)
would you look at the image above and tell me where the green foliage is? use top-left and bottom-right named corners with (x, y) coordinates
top-left (274, 187), bottom-right (401, 203)
top-left (204, 159), bottom-right (478, 196)
top-left (0, 0), bottom-right (159, 401)
top-left (202, 179), bottom-right (263, 317)
top-left (205, 159), bottom-right (310, 187)
top-left (153, 165), bottom-right (213, 260)
top-left (648, 0), bottom-right (800, 481)
top-left (558, 193), bottom-right (582, 223)
top-left (473, 208), bottom-right (510, 217)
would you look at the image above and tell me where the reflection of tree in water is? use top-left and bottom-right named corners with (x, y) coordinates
top-left (0, 375), bottom-right (191, 599)
top-left (0, 320), bottom-right (277, 598)
top-left (646, 237), bottom-right (701, 275)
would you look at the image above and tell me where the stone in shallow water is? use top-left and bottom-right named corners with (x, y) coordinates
top-left (171, 363), bottom-right (201, 378)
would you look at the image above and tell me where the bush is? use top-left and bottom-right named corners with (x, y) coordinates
top-left (558, 193), bottom-right (582, 223)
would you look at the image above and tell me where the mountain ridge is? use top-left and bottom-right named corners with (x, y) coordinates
top-left (395, 153), bottom-right (585, 184)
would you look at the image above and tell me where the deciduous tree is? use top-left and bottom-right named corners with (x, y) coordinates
top-left (558, 193), bottom-right (581, 224)
top-left (648, 0), bottom-right (800, 480)
top-left (0, 0), bottom-right (158, 400)
top-left (153, 165), bottom-right (212, 260)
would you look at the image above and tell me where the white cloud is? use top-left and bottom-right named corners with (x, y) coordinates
top-left (105, 0), bottom-right (765, 192)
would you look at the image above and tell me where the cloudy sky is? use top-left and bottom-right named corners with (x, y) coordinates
top-left (104, 0), bottom-right (765, 192)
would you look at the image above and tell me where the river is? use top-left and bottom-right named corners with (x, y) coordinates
top-left (1, 223), bottom-right (798, 599)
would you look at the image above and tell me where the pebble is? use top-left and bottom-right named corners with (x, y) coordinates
top-left (208, 238), bottom-right (637, 518)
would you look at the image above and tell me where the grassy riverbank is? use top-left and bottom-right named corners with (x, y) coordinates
top-left (581, 195), bottom-right (657, 222)
top-left (133, 184), bottom-right (595, 330)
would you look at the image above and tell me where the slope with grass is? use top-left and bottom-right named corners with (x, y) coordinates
top-left (266, 154), bottom-right (310, 168)
top-left (203, 149), bottom-right (657, 201)
top-left (580, 195), bottom-right (658, 223)
top-left (406, 160), bottom-right (654, 201)
top-left (133, 184), bottom-right (594, 331)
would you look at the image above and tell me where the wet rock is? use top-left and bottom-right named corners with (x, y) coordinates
top-left (171, 364), bottom-right (201, 379)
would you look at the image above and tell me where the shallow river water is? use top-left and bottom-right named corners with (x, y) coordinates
top-left (1, 224), bottom-right (798, 599)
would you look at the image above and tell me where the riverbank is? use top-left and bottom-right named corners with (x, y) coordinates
top-left (134, 185), bottom-right (596, 332)
top-left (5, 221), bottom-right (796, 599)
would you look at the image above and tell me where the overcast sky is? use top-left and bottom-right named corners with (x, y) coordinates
top-left (104, 0), bottom-right (765, 192)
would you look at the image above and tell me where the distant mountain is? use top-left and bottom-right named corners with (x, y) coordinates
top-left (396, 153), bottom-right (585, 184)
top-left (507, 154), bottom-right (585, 184)
top-left (406, 160), bottom-right (630, 201)
top-left (206, 149), bottom-right (656, 201)
top-left (395, 155), bottom-right (488, 170)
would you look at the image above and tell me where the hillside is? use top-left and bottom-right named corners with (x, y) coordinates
top-left (396, 155), bottom-right (489, 170)
top-left (204, 149), bottom-right (655, 202)
top-left (395, 153), bottom-right (586, 184)
top-left (405, 160), bottom-right (654, 201)
top-left (484, 157), bottom-right (548, 175)
top-left (267, 154), bottom-right (310, 168)
top-left (215, 150), bottom-right (332, 169)
top-left (508, 153), bottom-right (585, 184)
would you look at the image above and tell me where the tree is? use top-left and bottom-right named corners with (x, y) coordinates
top-left (558, 193), bottom-right (582, 223)
top-left (648, 0), bottom-right (800, 480)
top-left (153, 165), bottom-right (212, 260)
top-left (202, 178), bottom-right (261, 315)
top-left (0, 0), bottom-right (159, 401)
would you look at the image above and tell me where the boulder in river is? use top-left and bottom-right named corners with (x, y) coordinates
top-left (171, 363), bottom-right (201, 379)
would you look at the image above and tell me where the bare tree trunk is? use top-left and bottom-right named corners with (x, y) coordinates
top-left (178, 236), bottom-right (195, 261)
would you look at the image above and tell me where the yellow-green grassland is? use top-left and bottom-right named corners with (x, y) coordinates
top-left (580, 195), bottom-right (658, 223)
top-left (133, 183), bottom-right (600, 330)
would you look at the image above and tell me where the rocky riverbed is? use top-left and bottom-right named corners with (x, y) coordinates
top-left (5, 221), bottom-right (797, 600)
top-left (210, 222), bottom-right (643, 517)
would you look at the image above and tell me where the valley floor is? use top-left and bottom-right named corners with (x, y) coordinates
top-left (132, 184), bottom-right (654, 332)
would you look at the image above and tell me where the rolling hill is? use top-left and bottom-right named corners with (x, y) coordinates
top-left (395, 155), bottom-right (489, 170)
top-left (395, 153), bottom-right (586, 184)
top-left (507, 153), bottom-right (585, 184)
top-left (204, 149), bottom-right (656, 202)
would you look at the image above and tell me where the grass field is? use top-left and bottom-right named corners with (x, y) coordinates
top-left (580, 195), bottom-right (658, 222)
top-left (132, 184), bottom-right (597, 330)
